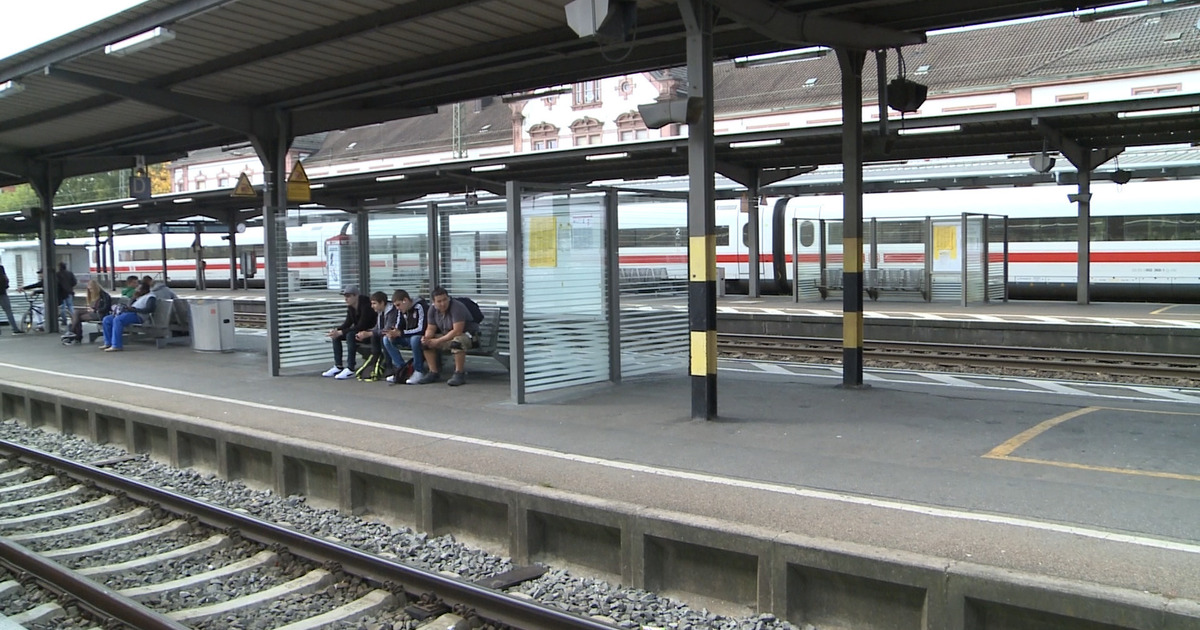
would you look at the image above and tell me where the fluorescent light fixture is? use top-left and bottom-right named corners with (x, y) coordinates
top-left (729, 139), bottom-right (782, 149)
top-left (105, 27), bottom-right (175, 56)
top-left (585, 152), bottom-right (630, 161)
top-left (13, 216), bottom-right (26, 221)
top-left (501, 86), bottom-right (573, 103)
top-left (308, 183), bottom-right (325, 189)
top-left (173, 197), bottom-right (193, 204)
top-left (375, 174), bottom-right (407, 182)
top-left (897, 125), bottom-right (962, 135)
top-left (1117, 106), bottom-right (1199, 118)
top-left (122, 203), bottom-right (140, 209)
top-left (734, 47), bottom-right (829, 68)
top-left (470, 164), bottom-right (507, 172)
top-left (298, 203), bottom-right (323, 208)
top-left (0, 80), bottom-right (24, 98)
top-left (79, 209), bottom-right (96, 214)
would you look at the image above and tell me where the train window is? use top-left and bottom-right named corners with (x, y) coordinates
top-left (619, 226), bottom-right (727, 248)
top-left (799, 221), bottom-right (815, 247)
top-left (1121, 214), bottom-right (1200, 240)
top-left (289, 242), bottom-right (318, 257)
top-left (826, 222), bottom-right (843, 244)
top-left (877, 220), bottom-right (924, 244)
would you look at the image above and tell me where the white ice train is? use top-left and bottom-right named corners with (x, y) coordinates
top-left (24, 178), bottom-right (1200, 302)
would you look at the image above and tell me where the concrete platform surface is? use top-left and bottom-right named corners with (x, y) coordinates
top-left (0, 328), bottom-right (1197, 608)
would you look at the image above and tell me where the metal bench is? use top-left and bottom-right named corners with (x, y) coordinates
top-left (83, 298), bottom-right (191, 349)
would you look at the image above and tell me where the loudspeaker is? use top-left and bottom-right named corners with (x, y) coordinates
top-left (1111, 169), bottom-right (1132, 184)
top-left (887, 77), bottom-right (927, 113)
top-left (565, 0), bottom-right (636, 43)
top-left (1029, 154), bottom-right (1056, 173)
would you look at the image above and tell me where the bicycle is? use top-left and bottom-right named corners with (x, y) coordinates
top-left (19, 290), bottom-right (70, 333)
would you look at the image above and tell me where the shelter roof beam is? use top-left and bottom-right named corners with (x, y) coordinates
top-left (711, 0), bottom-right (925, 49)
top-left (46, 68), bottom-right (257, 137)
top-left (1032, 117), bottom-right (1124, 171)
top-left (0, 0), bottom-right (230, 83)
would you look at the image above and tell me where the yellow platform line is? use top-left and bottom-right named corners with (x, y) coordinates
top-left (984, 405), bottom-right (1200, 481)
top-left (984, 407), bottom-right (1099, 458)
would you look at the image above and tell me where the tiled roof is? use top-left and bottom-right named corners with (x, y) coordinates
top-left (713, 8), bottom-right (1200, 114)
top-left (304, 99), bottom-right (513, 167)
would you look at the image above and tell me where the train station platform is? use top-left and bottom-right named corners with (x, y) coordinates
top-left (0, 314), bottom-right (1197, 630)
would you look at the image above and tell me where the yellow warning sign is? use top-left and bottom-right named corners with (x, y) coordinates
top-left (286, 161), bottom-right (311, 202)
top-left (231, 173), bottom-right (256, 198)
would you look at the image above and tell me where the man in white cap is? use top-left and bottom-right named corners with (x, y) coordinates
top-left (321, 285), bottom-right (374, 379)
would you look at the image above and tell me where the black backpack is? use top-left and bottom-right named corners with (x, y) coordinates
top-left (454, 297), bottom-right (485, 323)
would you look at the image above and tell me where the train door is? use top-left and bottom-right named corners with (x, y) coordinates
top-left (780, 198), bottom-right (828, 299)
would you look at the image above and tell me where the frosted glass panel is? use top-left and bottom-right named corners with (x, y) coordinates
top-left (521, 192), bottom-right (610, 393)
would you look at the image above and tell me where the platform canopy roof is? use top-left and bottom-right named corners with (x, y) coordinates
top-left (0, 0), bottom-right (1169, 192)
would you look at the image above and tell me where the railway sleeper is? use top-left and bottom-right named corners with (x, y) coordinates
top-left (0, 495), bottom-right (117, 530)
top-left (78, 533), bottom-right (232, 580)
top-left (166, 567), bottom-right (333, 624)
top-left (271, 588), bottom-right (396, 630)
top-left (120, 549), bottom-right (278, 602)
top-left (0, 485), bottom-right (86, 513)
top-left (8, 506), bottom-right (152, 545)
top-left (6, 601), bottom-right (66, 626)
top-left (43, 519), bottom-right (191, 563)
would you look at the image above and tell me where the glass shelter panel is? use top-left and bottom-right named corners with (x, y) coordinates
top-left (276, 209), bottom-right (361, 371)
top-left (929, 218), bottom-right (963, 302)
top-left (964, 215), bottom-right (986, 303)
top-left (617, 193), bottom-right (689, 377)
top-left (438, 198), bottom-right (509, 300)
top-left (520, 191), bottom-right (610, 394)
top-left (368, 210), bottom-right (430, 298)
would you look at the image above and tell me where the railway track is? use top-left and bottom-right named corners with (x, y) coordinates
top-left (0, 441), bottom-right (616, 630)
top-left (718, 333), bottom-right (1200, 384)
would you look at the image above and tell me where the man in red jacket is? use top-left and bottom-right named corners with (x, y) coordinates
top-left (321, 285), bottom-right (374, 379)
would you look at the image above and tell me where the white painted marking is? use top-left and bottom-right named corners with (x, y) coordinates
top-left (753, 362), bottom-right (794, 375)
top-left (1013, 378), bottom-right (1091, 396)
top-left (921, 373), bottom-right (979, 388)
top-left (4, 362), bottom-right (1198, 556)
top-left (1126, 386), bottom-right (1200, 403)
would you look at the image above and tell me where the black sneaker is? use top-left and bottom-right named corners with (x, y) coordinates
top-left (417, 371), bottom-right (441, 385)
top-left (447, 372), bottom-right (467, 387)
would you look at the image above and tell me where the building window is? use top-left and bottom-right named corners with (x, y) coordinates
top-left (1132, 84), bottom-right (1181, 96)
top-left (573, 80), bottom-right (601, 107)
top-left (218, 173), bottom-right (230, 187)
top-left (571, 117), bottom-right (604, 146)
top-left (1055, 93), bottom-right (1088, 103)
top-left (529, 123), bottom-right (559, 151)
top-left (616, 112), bottom-right (649, 141)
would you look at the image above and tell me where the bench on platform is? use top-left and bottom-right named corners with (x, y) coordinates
top-left (83, 298), bottom-right (191, 349)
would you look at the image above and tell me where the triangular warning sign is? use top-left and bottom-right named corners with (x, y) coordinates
top-left (231, 173), bottom-right (257, 198)
top-left (286, 161), bottom-right (311, 202)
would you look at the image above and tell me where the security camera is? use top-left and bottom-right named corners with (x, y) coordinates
top-left (637, 97), bottom-right (702, 129)
top-left (1029, 153), bottom-right (1056, 173)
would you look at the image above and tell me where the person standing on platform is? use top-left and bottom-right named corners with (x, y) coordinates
top-left (57, 262), bottom-right (77, 330)
top-left (0, 264), bottom-right (23, 334)
top-left (322, 285), bottom-right (374, 380)
top-left (383, 289), bottom-right (429, 384)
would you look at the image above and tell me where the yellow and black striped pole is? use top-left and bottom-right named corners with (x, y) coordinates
top-left (683, 0), bottom-right (717, 420)
top-left (837, 48), bottom-right (866, 386)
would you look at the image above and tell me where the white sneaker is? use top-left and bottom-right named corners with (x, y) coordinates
top-left (385, 375), bottom-right (396, 383)
top-left (321, 365), bottom-right (342, 377)
top-left (406, 371), bottom-right (425, 385)
top-left (335, 367), bottom-right (354, 380)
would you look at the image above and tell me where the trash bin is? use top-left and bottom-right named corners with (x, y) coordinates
top-left (190, 299), bottom-right (235, 352)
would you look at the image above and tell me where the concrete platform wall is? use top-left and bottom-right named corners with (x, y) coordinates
top-left (2, 383), bottom-right (1195, 630)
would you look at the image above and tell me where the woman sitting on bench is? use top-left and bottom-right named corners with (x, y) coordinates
top-left (99, 283), bottom-right (155, 352)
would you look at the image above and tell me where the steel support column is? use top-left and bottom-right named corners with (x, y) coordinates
top-left (837, 48), bottom-right (867, 388)
top-left (28, 163), bottom-right (63, 334)
top-left (251, 110), bottom-right (292, 377)
top-left (680, 0), bottom-right (717, 420)
top-left (746, 173), bottom-right (761, 298)
top-left (1074, 169), bottom-right (1092, 305)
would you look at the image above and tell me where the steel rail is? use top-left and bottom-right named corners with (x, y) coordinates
top-left (0, 440), bottom-right (617, 630)
top-left (0, 537), bottom-right (190, 630)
